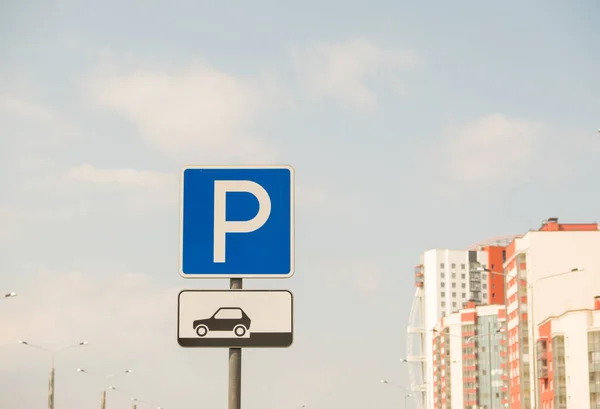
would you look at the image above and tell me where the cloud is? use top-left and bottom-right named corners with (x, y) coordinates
top-left (0, 95), bottom-right (78, 143)
top-left (65, 164), bottom-right (179, 211)
top-left (84, 55), bottom-right (282, 162)
top-left (67, 164), bottom-right (174, 189)
top-left (0, 270), bottom-right (175, 353)
top-left (431, 114), bottom-right (547, 191)
top-left (289, 39), bottom-right (418, 111)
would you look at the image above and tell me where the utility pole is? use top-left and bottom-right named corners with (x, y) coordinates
top-left (48, 367), bottom-right (55, 409)
top-left (100, 390), bottom-right (106, 409)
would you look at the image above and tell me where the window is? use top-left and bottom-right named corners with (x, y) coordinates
top-left (462, 293), bottom-right (466, 298)
top-left (441, 292), bottom-right (446, 297)
top-left (482, 273), bottom-right (487, 279)
top-left (440, 263), bottom-right (445, 268)
top-left (441, 283), bottom-right (445, 287)
top-left (462, 283), bottom-right (466, 288)
top-left (441, 273), bottom-right (445, 278)
top-left (483, 284), bottom-right (487, 289)
top-left (553, 335), bottom-right (567, 409)
top-left (452, 302), bottom-right (457, 308)
top-left (442, 302), bottom-right (446, 307)
top-left (452, 283), bottom-right (456, 288)
top-left (461, 264), bottom-right (466, 269)
top-left (451, 263), bottom-right (456, 268)
top-left (452, 273), bottom-right (456, 279)
top-left (214, 308), bottom-right (242, 319)
top-left (452, 292), bottom-right (456, 298)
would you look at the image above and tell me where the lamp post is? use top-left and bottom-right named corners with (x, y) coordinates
top-left (3, 292), bottom-right (17, 298)
top-left (77, 367), bottom-right (132, 409)
top-left (474, 264), bottom-right (584, 409)
top-left (380, 379), bottom-right (413, 409)
top-left (19, 340), bottom-right (87, 409)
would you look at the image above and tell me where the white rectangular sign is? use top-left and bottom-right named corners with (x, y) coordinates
top-left (177, 290), bottom-right (293, 348)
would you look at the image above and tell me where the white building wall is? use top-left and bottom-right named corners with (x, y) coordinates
top-left (525, 231), bottom-right (600, 327)
top-left (518, 230), bottom-right (600, 407)
top-left (446, 314), bottom-right (464, 409)
top-left (550, 309), bottom-right (600, 409)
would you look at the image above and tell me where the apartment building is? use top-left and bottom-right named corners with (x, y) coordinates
top-left (503, 217), bottom-right (600, 409)
top-left (408, 246), bottom-right (508, 409)
top-left (432, 303), bottom-right (508, 409)
top-left (537, 298), bottom-right (600, 409)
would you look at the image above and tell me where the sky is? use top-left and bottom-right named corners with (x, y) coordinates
top-left (1, 1), bottom-right (599, 408)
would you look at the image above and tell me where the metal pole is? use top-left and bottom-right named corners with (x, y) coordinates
top-left (48, 367), bottom-right (55, 409)
top-left (488, 321), bottom-right (493, 409)
top-left (229, 278), bottom-right (242, 409)
top-left (404, 393), bottom-right (407, 409)
top-left (100, 390), bottom-right (106, 409)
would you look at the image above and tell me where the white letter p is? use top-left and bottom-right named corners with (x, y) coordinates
top-left (213, 180), bottom-right (271, 263)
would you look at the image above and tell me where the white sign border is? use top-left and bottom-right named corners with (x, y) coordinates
top-left (179, 165), bottom-right (295, 279)
top-left (176, 289), bottom-right (294, 348)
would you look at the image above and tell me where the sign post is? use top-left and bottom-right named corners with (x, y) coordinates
top-left (179, 165), bottom-right (295, 409)
top-left (229, 278), bottom-right (242, 409)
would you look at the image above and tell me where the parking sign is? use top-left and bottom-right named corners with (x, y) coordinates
top-left (180, 165), bottom-right (294, 278)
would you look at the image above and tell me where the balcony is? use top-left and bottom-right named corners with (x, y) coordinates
top-left (414, 265), bottom-right (424, 287)
top-left (536, 347), bottom-right (548, 361)
top-left (537, 362), bottom-right (548, 379)
top-left (536, 339), bottom-right (548, 360)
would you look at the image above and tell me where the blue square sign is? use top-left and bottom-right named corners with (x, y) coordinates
top-left (180, 165), bottom-right (294, 278)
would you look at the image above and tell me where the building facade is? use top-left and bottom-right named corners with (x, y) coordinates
top-left (409, 217), bottom-right (600, 409)
top-left (408, 245), bottom-right (509, 409)
top-left (432, 303), bottom-right (508, 409)
top-left (537, 300), bottom-right (600, 408)
top-left (504, 218), bottom-right (600, 409)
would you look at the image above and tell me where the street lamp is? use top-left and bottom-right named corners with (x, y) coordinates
top-left (473, 264), bottom-right (584, 409)
top-left (131, 397), bottom-right (163, 409)
top-left (3, 292), bottom-right (17, 298)
top-left (109, 386), bottom-right (163, 409)
top-left (77, 367), bottom-right (132, 409)
top-left (19, 340), bottom-right (87, 409)
top-left (380, 379), bottom-right (412, 409)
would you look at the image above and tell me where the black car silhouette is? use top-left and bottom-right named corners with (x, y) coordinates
top-left (193, 307), bottom-right (251, 337)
